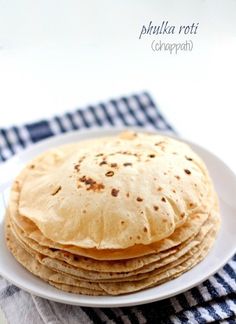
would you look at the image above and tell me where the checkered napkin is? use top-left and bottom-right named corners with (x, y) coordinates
top-left (0, 92), bottom-right (235, 324)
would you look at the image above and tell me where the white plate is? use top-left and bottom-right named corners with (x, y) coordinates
top-left (0, 127), bottom-right (236, 308)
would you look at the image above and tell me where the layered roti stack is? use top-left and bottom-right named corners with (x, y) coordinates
top-left (5, 132), bottom-right (220, 296)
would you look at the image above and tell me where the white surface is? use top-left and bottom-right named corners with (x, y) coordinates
top-left (0, 308), bottom-right (7, 324)
top-left (0, 128), bottom-right (236, 307)
top-left (0, 0), bottom-right (235, 175)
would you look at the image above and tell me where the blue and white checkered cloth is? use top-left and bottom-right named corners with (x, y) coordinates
top-left (0, 92), bottom-right (235, 324)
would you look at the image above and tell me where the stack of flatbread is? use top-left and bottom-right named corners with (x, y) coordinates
top-left (5, 131), bottom-right (220, 296)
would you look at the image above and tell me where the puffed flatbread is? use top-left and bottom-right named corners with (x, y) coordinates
top-left (13, 132), bottom-right (215, 249)
top-left (5, 131), bottom-right (221, 296)
top-left (10, 211), bottom-right (215, 280)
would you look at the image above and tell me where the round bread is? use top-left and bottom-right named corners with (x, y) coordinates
top-left (10, 211), bottom-right (212, 271)
top-left (16, 132), bottom-right (214, 249)
top-left (5, 215), bottom-right (220, 296)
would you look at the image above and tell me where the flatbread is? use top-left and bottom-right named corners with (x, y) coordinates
top-left (48, 281), bottom-right (107, 296)
top-left (99, 226), bottom-right (220, 295)
top-left (4, 131), bottom-right (221, 296)
top-left (11, 204), bottom-right (212, 260)
top-left (40, 221), bottom-right (217, 283)
top-left (13, 132), bottom-right (215, 249)
top-left (5, 217), bottom-right (220, 296)
top-left (11, 212), bottom-right (211, 273)
top-left (5, 222), bottom-right (105, 294)
top-left (11, 212), bottom-right (214, 281)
